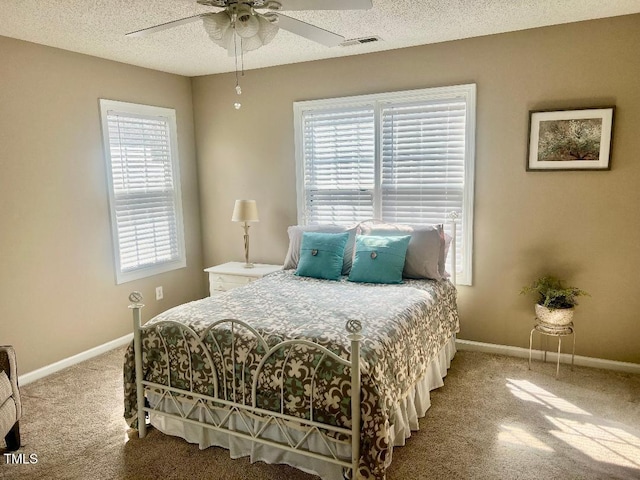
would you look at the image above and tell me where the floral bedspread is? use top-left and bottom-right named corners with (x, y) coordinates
top-left (123, 270), bottom-right (458, 479)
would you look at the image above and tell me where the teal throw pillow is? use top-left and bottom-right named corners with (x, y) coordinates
top-left (296, 231), bottom-right (349, 281)
top-left (348, 235), bottom-right (411, 284)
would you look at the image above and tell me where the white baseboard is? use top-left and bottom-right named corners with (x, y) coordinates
top-left (455, 338), bottom-right (640, 374)
top-left (18, 333), bottom-right (133, 386)
top-left (17, 334), bottom-right (639, 386)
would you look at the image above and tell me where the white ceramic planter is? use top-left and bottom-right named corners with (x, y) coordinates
top-left (535, 303), bottom-right (574, 325)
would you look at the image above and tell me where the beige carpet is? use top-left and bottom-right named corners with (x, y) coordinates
top-left (2, 348), bottom-right (639, 479)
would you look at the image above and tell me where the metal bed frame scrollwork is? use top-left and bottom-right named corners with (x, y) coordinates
top-left (129, 293), bottom-right (364, 476)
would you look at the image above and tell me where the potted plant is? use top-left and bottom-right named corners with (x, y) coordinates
top-left (520, 276), bottom-right (589, 325)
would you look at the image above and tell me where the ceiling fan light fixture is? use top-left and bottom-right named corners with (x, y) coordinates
top-left (234, 9), bottom-right (260, 38)
top-left (257, 15), bottom-right (279, 45)
top-left (240, 34), bottom-right (263, 52)
top-left (202, 11), bottom-right (231, 40)
top-left (235, 21), bottom-right (260, 39)
top-left (222, 29), bottom-right (237, 54)
top-left (204, 10), bottom-right (278, 55)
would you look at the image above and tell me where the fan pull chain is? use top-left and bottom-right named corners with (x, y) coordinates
top-left (241, 40), bottom-right (245, 77)
top-left (233, 32), bottom-right (242, 110)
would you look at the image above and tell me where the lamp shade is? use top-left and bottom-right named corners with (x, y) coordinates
top-left (232, 200), bottom-right (259, 223)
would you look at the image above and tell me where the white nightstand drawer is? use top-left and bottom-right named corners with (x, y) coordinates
top-left (209, 275), bottom-right (253, 293)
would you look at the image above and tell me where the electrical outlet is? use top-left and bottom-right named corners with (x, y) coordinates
top-left (155, 286), bottom-right (163, 301)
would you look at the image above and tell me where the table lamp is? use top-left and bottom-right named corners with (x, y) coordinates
top-left (231, 199), bottom-right (259, 268)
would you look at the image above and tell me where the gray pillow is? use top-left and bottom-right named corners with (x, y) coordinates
top-left (357, 222), bottom-right (447, 280)
top-left (283, 224), bottom-right (357, 275)
top-left (439, 230), bottom-right (452, 279)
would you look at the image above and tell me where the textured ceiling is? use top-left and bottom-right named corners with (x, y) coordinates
top-left (1, 0), bottom-right (640, 77)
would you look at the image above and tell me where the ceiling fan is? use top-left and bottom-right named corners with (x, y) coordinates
top-left (126, 0), bottom-right (374, 55)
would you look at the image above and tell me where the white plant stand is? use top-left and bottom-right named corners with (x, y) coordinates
top-left (528, 319), bottom-right (576, 379)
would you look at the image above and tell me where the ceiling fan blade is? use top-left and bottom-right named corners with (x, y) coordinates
top-left (275, 14), bottom-right (344, 47)
top-left (275, 0), bottom-right (372, 11)
top-left (126, 14), bottom-right (205, 37)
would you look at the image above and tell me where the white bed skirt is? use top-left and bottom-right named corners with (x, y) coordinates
top-left (148, 336), bottom-right (456, 480)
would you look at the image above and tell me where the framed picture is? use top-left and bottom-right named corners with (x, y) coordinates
top-left (527, 107), bottom-right (615, 171)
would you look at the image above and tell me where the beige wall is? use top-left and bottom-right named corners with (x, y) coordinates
top-left (3, 13), bottom-right (638, 374)
top-left (0, 36), bottom-right (206, 375)
top-left (193, 14), bottom-right (640, 364)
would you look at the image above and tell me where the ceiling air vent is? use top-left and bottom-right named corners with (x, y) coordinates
top-left (340, 36), bottom-right (382, 47)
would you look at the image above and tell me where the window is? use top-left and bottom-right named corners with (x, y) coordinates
top-left (294, 84), bottom-right (475, 285)
top-left (99, 99), bottom-right (186, 284)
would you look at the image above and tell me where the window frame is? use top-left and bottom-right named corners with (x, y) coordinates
top-left (99, 99), bottom-right (186, 284)
top-left (293, 84), bottom-right (476, 285)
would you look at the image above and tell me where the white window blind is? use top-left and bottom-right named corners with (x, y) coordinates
top-left (100, 100), bottom-right (185, 284)
top-left (301, 107), bottom-right (375, 224)
top-left (294, 85), bottom-right (475, 285)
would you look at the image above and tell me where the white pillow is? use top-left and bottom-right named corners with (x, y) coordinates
top-left (357, 221), bottom-right (449, 280)
top-left (283, 224), bottom-right (357, 275)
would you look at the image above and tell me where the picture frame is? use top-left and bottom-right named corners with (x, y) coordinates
top-left (527, 107), bottom-right (615, 171)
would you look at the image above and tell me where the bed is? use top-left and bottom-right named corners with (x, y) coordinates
top-left (123, 222), bottom-right (459, 479)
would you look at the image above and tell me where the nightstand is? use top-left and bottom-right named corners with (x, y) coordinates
top-left (204, 262), bottom-right (283, 296)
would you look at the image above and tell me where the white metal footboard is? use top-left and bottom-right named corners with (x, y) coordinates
top-left (128, 292), bottom-right (363, 476)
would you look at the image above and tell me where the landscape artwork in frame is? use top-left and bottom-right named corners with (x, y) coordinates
top-left (527, 107), bottom-right (614, 171)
